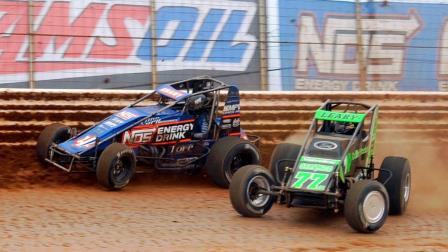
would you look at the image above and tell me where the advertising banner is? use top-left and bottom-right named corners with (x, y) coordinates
top-left (269, 0), bottom-right (448, 91)
top-left (0, 0), bottom-right (260, 89)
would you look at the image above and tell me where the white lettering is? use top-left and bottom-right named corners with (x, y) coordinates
top-left (223, 104), bottom-right (240, 114)
top-left (297, 10), bottom-right (421, 78)
top-left (155, 123), bottom-right (194, 142)
top-left (296, 78), bottom-right (398, 91)
top-left (122, 128), bottom-right (155, 146)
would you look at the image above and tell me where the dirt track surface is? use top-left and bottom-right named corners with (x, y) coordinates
top-left (1, 183), bottom-right (447, 251)
top-left (1, 90), bottom-right (448, 250)
top-left (1, 137), bottom-right (448, 251)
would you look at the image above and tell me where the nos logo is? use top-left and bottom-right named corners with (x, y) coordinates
top-left (122, 128), bottom-right (156, 147)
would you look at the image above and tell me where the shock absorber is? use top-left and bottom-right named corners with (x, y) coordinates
top-left (367, 155), bottom-right (375, 179)
top-left (278, 166), bottom-right (293, 204)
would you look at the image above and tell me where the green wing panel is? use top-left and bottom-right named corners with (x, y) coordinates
top-left (315, 109), bottom-right (366, 123)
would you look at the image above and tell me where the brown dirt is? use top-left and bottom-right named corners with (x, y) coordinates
top-left (1, 91), bottom-right (447, 250)
top-left (1, 132), bottom-right (447, 251)
top-left (374, 132), bottom-right (448, 211)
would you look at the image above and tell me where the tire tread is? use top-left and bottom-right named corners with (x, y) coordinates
top-left (344, 180), bottom-right (389, 233)
top-left (96, 143), bottom-right (136, 190)
top-left (378, 156), bottom-right (411, 215)
top-left (229, 165), bottom-right (274, 217)
top-left (36, 123), bottom-right (70, 163)
top-left (206, 137), bottom-right (260, 188)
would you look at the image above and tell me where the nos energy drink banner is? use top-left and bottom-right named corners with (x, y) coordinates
top-left (0, 0), bottom-right (260, 89)
top-left (269, 0), bottom-right (448, 91)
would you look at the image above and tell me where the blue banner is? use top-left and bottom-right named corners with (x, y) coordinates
top-left (273, 0), bottom-right (448, 91)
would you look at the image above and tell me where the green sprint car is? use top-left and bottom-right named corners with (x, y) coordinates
top-left (229, 100), bottom-right (411, 233)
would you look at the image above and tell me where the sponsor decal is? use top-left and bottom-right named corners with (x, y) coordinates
top-left (344, 146), bottom-right (369, 174)
top-left (0, 0), bottom-right (257, 84)
top-left (299, 162), bottom-right (334, 173)
top-left (232, 118), bottom-right (240, 127)
top-left (315, 109), bottom-right (365, 123)
top-left (221, 124), bottom-right (231, 130)
top-left (98, 116), bottom-right (125, 130)
top-left (155, 121), bottom-right (194, 143)
top-left (116, 111), bottom-right (137, 120)
top-left (223, 104), bottom-right (240, 115)
top-left (158, 87), bottom-right (187, 100)
top-left (299, 156), bottom-right (340, 165)
top-left (140, 117), bottom-right (162, 125)
top-left (169, 143), bottom-right (195, 154)
top-left (350, 147), bottom-right (368, 160)
top-left (313, 141), bottom-right (338, 151)
top-left (116, 148), bottom-right (135, 158)
top-left (74, 135), bottom-right (96, 147)
top-left (122, 127), bottom-right (156, 147)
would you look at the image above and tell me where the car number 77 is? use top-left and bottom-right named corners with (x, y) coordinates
top-left (291, 171), bottom-right (329, 191)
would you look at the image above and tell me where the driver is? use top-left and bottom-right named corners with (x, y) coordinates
top-left (187, 94), bottom-right (210, 139)
top-left (334, 122), bottom-right (356, 135)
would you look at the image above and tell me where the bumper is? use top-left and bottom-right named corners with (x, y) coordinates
top-left (271, 185), bottom-right (341, 209)
top-left (272, 185), bottom-right (339, 196)
top-left (45, 144), bottom-right (81, 172)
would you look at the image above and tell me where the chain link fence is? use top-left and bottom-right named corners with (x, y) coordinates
top-left (0, 0), bottom-right (447, 91)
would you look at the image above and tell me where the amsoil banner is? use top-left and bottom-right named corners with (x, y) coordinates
top-left (0, 0), bottom-right (260, 89)
top-left (268, 0), bottom-right (448, 91)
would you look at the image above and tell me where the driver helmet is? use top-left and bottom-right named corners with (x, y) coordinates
top-left (334, 122), bottom-right (355, 134)
top-left (187, 94), bottom-right (207, 111)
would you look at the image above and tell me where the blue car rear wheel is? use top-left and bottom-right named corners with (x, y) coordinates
top-left (96, 143), bottom-right (136, 190)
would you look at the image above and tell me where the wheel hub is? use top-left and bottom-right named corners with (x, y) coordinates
top-left (362, 191), bottom-right (386, 224)
top-left (113, 160), bottom-right (125, 177)
top-left (404, 173), bottom-right (410, 203)
top-left (246, 175), bottom-right (270, 207)
top-left (230, 155), bottom-right (243, 174)
top-left (225, 154), bottom-right (245, 183)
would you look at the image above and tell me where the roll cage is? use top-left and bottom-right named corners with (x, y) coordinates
top-left (129, 76), bottom-right (229, 106)
top-left (132, 76), bottom-right (237, 135)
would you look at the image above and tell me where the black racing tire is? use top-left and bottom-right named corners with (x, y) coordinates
top-left (344, 180), bottom-right (389, 233)
top-left (96, 143), bottom-right (136, 190)
top-left (269, 143), bottom-right (301, 185)
top-left (36, 123), bottom-right (71, 163)
top-left (206, 137), bottom-right (261, 188)
top-left (229, 165), bottom-right (275, 217)
top-left (378, 156), bottom-right (411, 215)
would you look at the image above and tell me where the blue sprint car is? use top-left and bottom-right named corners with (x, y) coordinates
top-left (37, 77), bottom-right (261, 190)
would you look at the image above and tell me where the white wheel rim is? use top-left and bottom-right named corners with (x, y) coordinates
top-left (246, 175), bottom-right (270, 207)
top-left (362, 191), bottom-right (386, 224)
top-left (404, 173), bottom-right (410, 203)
